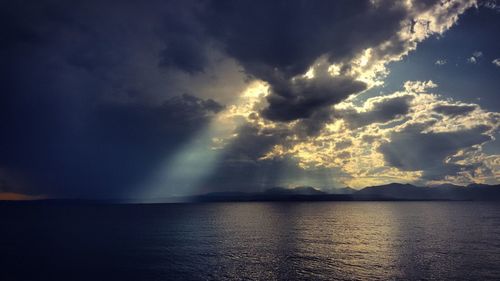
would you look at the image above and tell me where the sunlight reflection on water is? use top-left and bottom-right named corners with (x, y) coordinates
top-left (2, 202), bottom-right (500, 280)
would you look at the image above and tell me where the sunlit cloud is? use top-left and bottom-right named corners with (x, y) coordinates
top-left (259, 80), bottom-right (499, 188)
top-left (2, 0), bottom-right (498, 199)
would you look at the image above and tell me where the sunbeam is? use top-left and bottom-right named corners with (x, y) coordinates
top-left (139, 81), bottom-right (270, 199)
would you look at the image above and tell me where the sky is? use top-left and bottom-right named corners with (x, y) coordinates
top-left (0, 0), bottom-right (499, 200)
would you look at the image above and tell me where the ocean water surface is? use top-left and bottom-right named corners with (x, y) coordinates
top-left (2, 202), bottom-right (500, 280)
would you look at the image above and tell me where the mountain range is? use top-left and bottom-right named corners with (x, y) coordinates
top-left (190, 183), bottom-right (500, 202)
top-left (2, 183), bottom-right (500, 203)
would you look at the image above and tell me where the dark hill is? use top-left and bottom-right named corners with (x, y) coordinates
top-left (193, 183), bottom-right (500, 202)
top-left (355, 183), bottom-right (500, 200)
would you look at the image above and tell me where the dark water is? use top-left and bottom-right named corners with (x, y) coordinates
top-left (2, 202), bottom-right (500, 281)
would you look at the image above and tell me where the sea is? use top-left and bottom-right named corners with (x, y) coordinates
top-left (2, 201), bottom-right (500, 281)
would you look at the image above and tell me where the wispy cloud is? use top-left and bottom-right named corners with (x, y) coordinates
top-left (493, 58), bottom-right (500, 67)
top-left (481, 0), bottom-right (500, 12)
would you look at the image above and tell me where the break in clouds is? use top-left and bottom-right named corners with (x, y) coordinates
top-left (0, 0), bottom-right (498, 198)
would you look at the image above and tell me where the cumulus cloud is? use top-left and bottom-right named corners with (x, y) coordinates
top-left (493, 58), bottom-right (500, 66)
top-left (379, 124), bottom-right (492, 180)
top-left (202, 1), bottom-right (406, 78)
top-left (199, 123), bottom-right (349, 192)
top-left (337, 94), bottom-right (414, 128)
top-left (468, 50), bottom-right (483, 63)
top-left (404, 80), bottom-right (438, 92)
top-left (201, 0), bottom-right (476, 126)
top-left (468, 57), bottom-right (478, 64)
top-left (263, 80), bottom-right (500, 187)
top-left (435, 59), bottom-right (447, 65)
top-left (262, 75), bottom-right (367, 122)
top-left (181, 1), bottom-right (495, 189)
top-left (2, 0), bottom-right (495, 198)
top-left (200, 0), bottom-right (406, 123)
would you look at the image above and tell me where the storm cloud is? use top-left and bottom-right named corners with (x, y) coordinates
top-left (1, 0), bottom-right (496, 198)
top-left (0, 91), bottom-right (222, 197)
top-left (199, 0), bottom-right (412, 123)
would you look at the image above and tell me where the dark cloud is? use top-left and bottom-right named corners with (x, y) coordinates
top-left (291, 108), bottom-right (335, 137)
top-left (0, 90), bottom-right (222, 198)
top-left (201, 158), bottom-right (290, 193)
top-left (222, 124), bottom-right (290, 162)
top-left (340, 95), bottom-right (414, 128)
top-left (201, 0), bottom-right (408, 78)
top-left (379, 124), bottom-right (493, 180)
top-left (202, 157), bottom-right (347, 193)
top-left (262, 76), bottom-right (367, 122)
top-left (199, 124), bottom-right (290, 192)
top-left (434, 104), bottom-right (477, 117)
top-left (159, 36), bottom-right (208, 74)
top-left (157, 1), bottom-right (210, 73)
top-left (200, 124), bottom-right (346, 193)
top-left (200, 0), bottom-right (412, 123)
top-left (0, 0), bottom-right (229, 198)
top-left (0, 0), bottom-right (488, 197)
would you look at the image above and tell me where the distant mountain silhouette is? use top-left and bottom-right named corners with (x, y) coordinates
top-left (265, 186), bottom-right (325, 195)
top-left (192, 183), bottom-right (500, 202)
top-left (429, 183), bottom-right (464, 189)
top-left (191, 186), bottom-right (352, 202)
top-left (354, 183), bottom-right (500, 201)
top-left (2, 183), bottom-right (500, 203)
top-left (322, 186), bottom-right (356, 194)
top-left (355, 183), bottom-right (435, 200)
